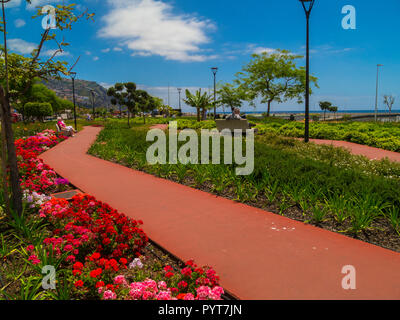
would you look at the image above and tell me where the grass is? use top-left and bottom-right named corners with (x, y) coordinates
top-left (88, 121), bottom-right (400, 251)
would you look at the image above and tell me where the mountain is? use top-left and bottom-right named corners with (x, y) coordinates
top-left (41, 78), bottom-right (112, 109)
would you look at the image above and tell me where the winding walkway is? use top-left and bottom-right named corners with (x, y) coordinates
top-left (308, 139), bottom-right (400, 162)
top-left (40, 126), bottom-right (400, 299)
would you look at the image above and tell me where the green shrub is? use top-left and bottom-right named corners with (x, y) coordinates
top-left (24, 102), bottom-right (53, 121)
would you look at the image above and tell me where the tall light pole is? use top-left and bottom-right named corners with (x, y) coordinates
top-left (375, 64), bottom-right (383, 122)
top-left (177, 88), bottom-right (182, 115)
top-left (299, 0), bottom-right (315, 143)
top-left (211, 67), bottom-right (218, 119)
top-left (90, 89), bottom-right (96, 119)
top-left (70, 72), bottom-right (77, 131)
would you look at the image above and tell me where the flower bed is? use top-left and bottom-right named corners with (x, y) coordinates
top-left (10, 129), bottom-right (224, 300)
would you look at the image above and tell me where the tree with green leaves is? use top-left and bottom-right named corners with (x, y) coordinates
top-left (236, 49), bottom-right (318, 117)
top-left (135, 90), bottom-right (158, 124)
top-left (24, 102), bottom-right (53, 121)
top-left (0, 1), bottom-right (94, 216)
top-left (183, 89), bottom-right (212, 122)
top-left (217, 83), bottom-right (247, 113)
top-left (319, 101), bottom-right (332, 121)
top-left (107, 82), bottom-right (140, 127)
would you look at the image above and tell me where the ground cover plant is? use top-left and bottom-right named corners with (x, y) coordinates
top-left (0, 126), bottom-right (224, 300)
top-left (89, 121), bottom-right (400, 252)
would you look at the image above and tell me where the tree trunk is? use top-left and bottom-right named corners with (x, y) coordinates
top-left (0, 86), bottom-right (23, 215)
top-left (127, 110), bottom-right (130, 128)
top-left (267, 100), bottom-right (272, 117)
top-left (0, 103), bottom-right (10, 217)
top-left (201, 108), bottom-right (207, 121)
top-left (196, 108), bottom-right (200, 122)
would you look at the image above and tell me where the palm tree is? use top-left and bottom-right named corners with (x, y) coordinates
top-left (183, 89), bottom-right (212, 122)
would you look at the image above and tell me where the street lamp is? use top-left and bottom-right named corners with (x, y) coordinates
top-left (70, 72), bottom-right (77, 131)
top-left (374, 64), bottom-right (383, 122)
top-left (90, 89), bottom-right (96, 119)
top-left (177, 88), bottom-right (182, 116)
top-left (299, 0), bottom-right (316, 143)
top-left (211, 67), bottom-right (218, 119)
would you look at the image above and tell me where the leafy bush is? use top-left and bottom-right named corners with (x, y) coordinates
top-left (24, 102), bottom-right (53, 121)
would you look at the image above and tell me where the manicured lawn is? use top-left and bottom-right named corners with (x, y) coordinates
top-left (89, 120), bottom-right (400, 252)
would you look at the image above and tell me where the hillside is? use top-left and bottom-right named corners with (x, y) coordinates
top-left (42, 78), bottom-right (112, 109)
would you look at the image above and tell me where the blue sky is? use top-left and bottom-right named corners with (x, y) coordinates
top-left (4, 0), bottom-right (400, 112)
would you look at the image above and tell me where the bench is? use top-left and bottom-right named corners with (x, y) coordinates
top-left (215, 119), bottom-right (257, 134)
top-left (56, 123), bottom-right (73, 137)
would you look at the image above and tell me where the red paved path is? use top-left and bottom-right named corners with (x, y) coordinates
top-left (308, 139), bottom-right (400, 162)
top-left (40, 127), bottom-right (400, 299)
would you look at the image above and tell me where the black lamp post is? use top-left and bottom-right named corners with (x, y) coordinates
top-left (211, 67), bottom-right (218, 119)
top-left (177, 88), bottom-right (182, 116)
top-left (70, 72), bottom-right (77, 131)
top-left (90, 89), bottom-right (96, 119)
top-left (299, 0), bottom-right (315, 143)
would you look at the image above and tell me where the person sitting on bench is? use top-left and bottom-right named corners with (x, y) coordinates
top-left (226, 108), bottom-right (242, 120)
top-left (57, 117), bottom-right (77, 136)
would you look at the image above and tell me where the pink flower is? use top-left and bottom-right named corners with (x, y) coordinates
top-left (66, 255), bottom-right (76, 263)
top-left (196, 286), bottom-right (211, 300)
top-left (26, 245), bottom-right (34, 252)
top-left (156, 291), bottom-right (172, 300)
top-left (103, 290), bottom-right (117, 300)
top-left (28, 254), bottom-right (41, 265)
top-left (114, 275), bottom-right (127, 286)
top-left (158, 281), bottom-right (167, 290)
top-left (184, 293), bottom-right (195, 300)
top-left (142, 291), bottom-right (155, 300)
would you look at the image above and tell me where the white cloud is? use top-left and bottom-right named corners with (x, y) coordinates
top-left (101, 48), bottom-right (111, 53)
top-left (26, 0), bottom-right (62, 10)
top-left (14, 19), bottom-right (26, 28)
top-left (4, 0), bottom-right (21, 8)
top-left (43, 49), bottom-right (70, 57)
top-left (99, 82), bottom-right (113, 89)
top-left (251, 47), bottom-right (276, 55)
top-left (98, 0), bottom-right (216, 62)
top-left (93, 56), bottom-right (99, 61)
top-left (113, 47), bottom-right (123, 52)
top-left (85, 50), bottom-right (92, 55)
top-left (8, 39), bottom-right (36, 55)
top-left (8, 39), bottom-right (70, 57)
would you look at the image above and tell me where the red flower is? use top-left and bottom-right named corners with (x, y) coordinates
top-left (74, 280), bottom-right (84, 288)
top-left (73, 262), bottom-right (83, 270)
top-left (181, 267), bottom-right (192, 278)
top-left (90, 268), bottom-right (103, 278)
top-left (165, 272), bottom-right (174, 278)
top-left (95, 281), bottom-right (105, 288)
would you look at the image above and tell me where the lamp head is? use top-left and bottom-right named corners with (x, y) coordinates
top-left (211, 67), bottom-right (218, 75)
top-left (299, 0), bottom-right (315, 13)
top-left (70, 72), bottom-right (77, 80)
